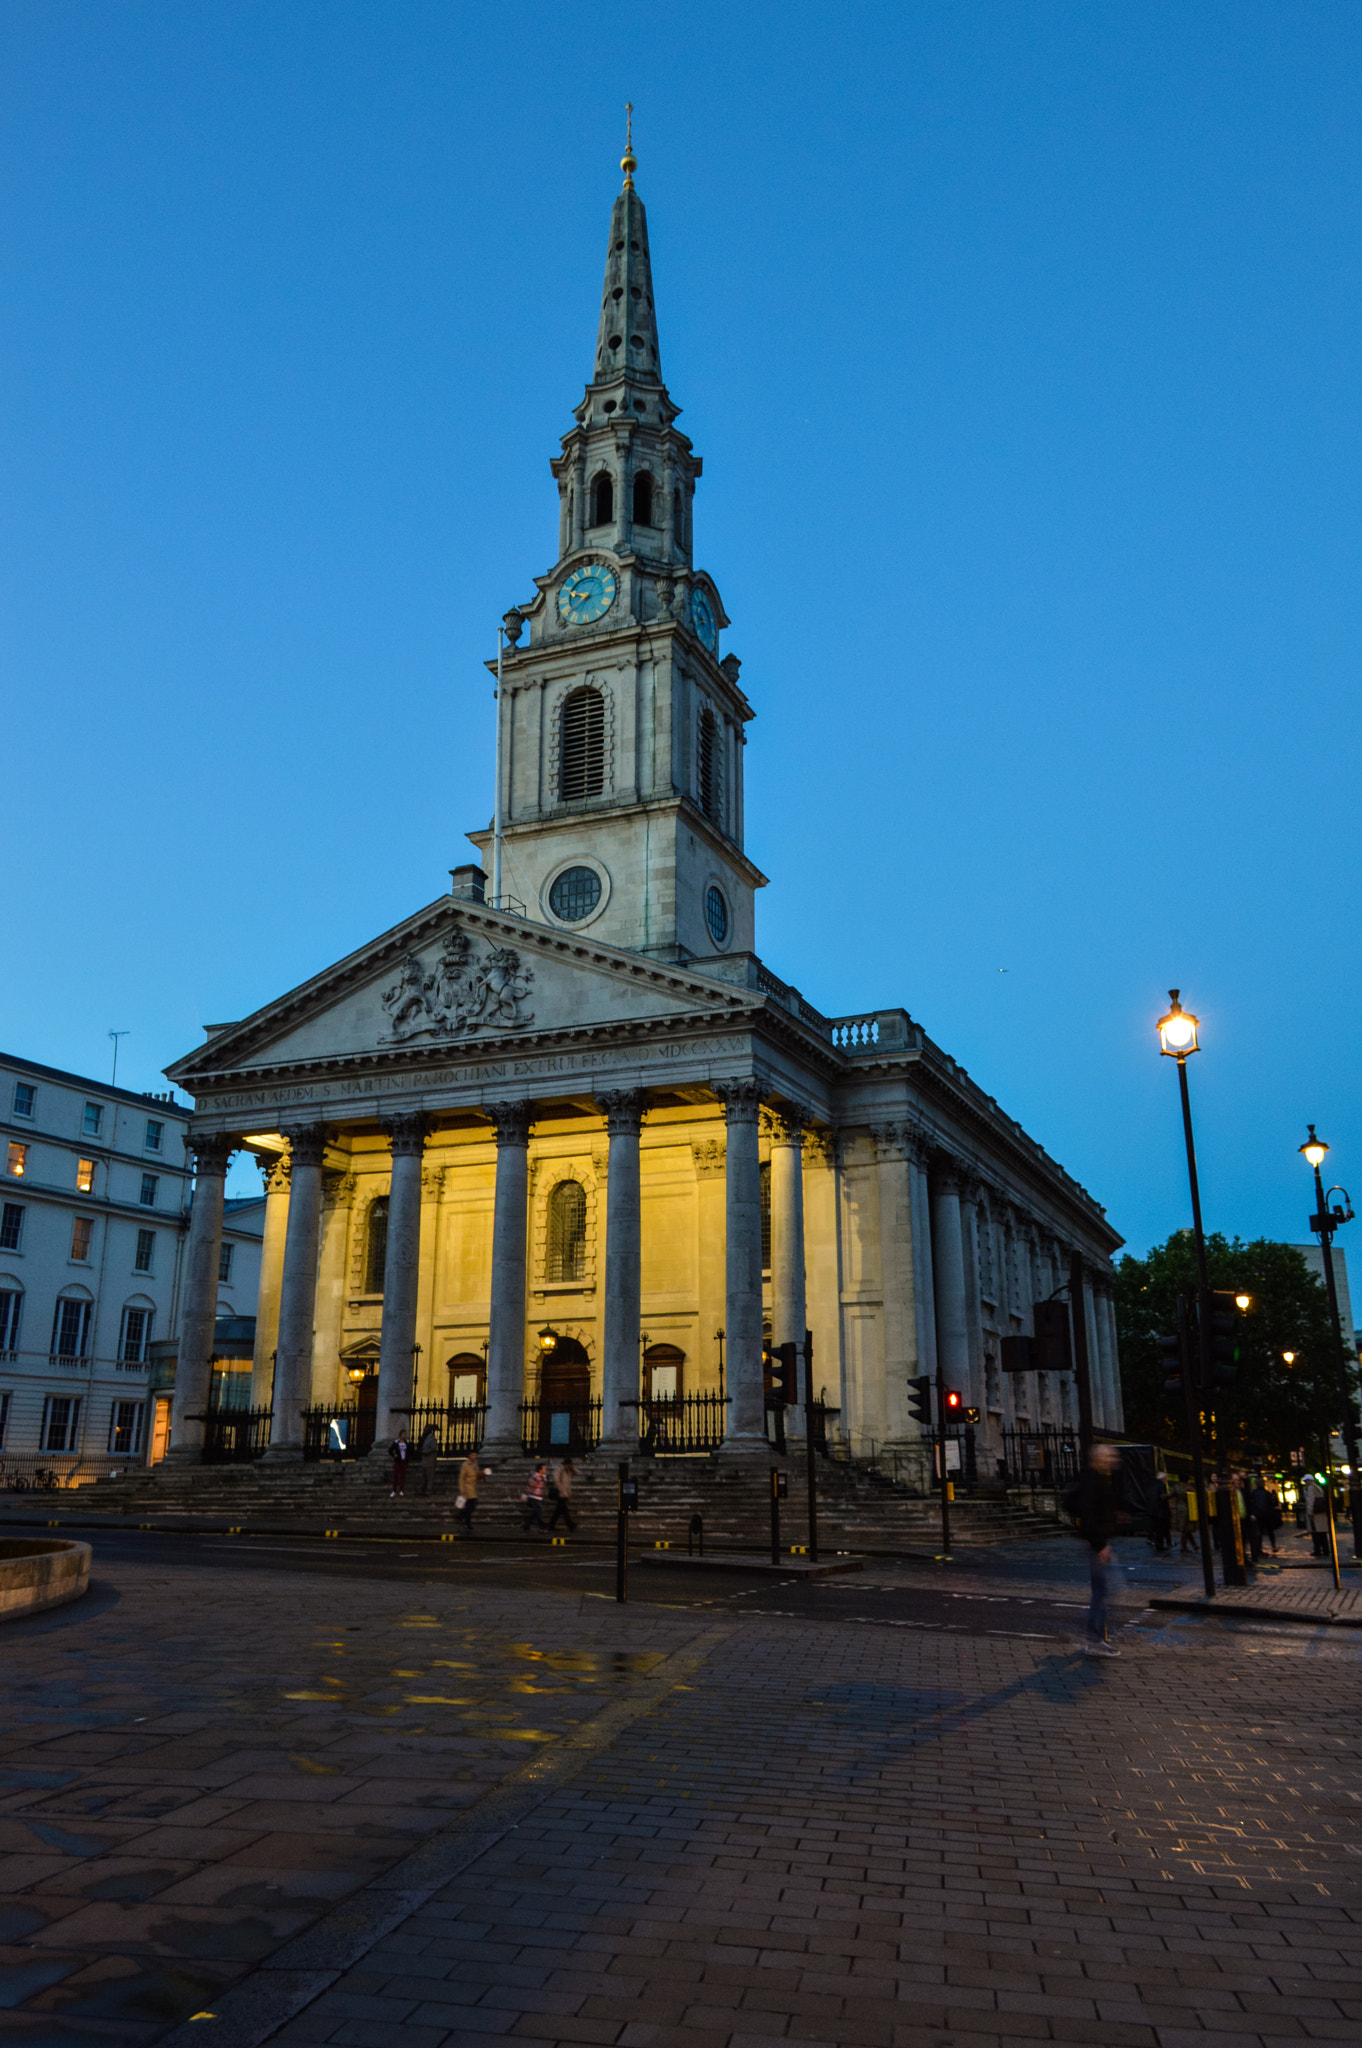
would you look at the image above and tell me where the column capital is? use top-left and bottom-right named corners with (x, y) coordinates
top-left (260, 1155), bottom-right (291, 1196)
top-left (713, 1078), bottom-right (761, 1125)
top-left (322, 1169), bottom-right (356, 1208)
top-left (596, 1088), bottom-right (645, 1137)
top-left (870, 1121), bottom-right (915, 1164)
top-left (489, 1098), bottom-right (533, 1147)
top-left (932, 1154), bottom-right (964, 1198)
top-left (187, 1131), bottom-right (237, 1176)
top-left (281, 1123), bottom-right (328, 1171)
top-left (691, 1136), bottom-right (726, 1178)
top-left (762, 1103), bottom-right (807, 1146)
top-left (383, 1111), bottom-right (431, 1158)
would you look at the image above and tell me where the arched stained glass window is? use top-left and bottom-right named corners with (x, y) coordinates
top-left (547, 1181), bottom-right (587, 1284)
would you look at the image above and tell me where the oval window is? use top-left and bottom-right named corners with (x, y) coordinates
top-left (705, 886), bottom-right (729, 947)
top-left (549, 866), bottom-right (602, 922)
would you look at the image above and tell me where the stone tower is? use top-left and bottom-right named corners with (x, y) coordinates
top-left (467, 124), bottom-right (766, 964)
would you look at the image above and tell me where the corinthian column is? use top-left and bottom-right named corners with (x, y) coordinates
top-left (598, 1090), bottom-right (644, 1450)
top-left (250, 1154), bottom-right (290, 1410)
top-left (263, 1125), bottom-right (327, 1460)
top-left (930, 1161), bottom-right (970, 1402)
top-left (484, 1100), bottom-right (532, 1447)
top-left (769, 1108), bottom-right (807, 1427)
top-left (165, 1132), bottom-right (236, 1463)
top-left (373, 1114), bottom-right (430, 1449)
top-left (714, 1080), bottom-right (765, 1449)
top-left (872, 1123), bottom-right (921, 1442)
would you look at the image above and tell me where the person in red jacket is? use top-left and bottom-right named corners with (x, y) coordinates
top-left (520, 1460), bottom-right (548, 1532)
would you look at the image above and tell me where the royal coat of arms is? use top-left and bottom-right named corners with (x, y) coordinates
top-left (380, 928), bottom-right (534, 1042)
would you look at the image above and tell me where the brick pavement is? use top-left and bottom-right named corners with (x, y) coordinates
top-left (262, 1607), bottom-right (1362, 2048)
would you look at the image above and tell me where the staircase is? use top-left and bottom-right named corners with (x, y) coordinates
top-left (23, 1449), bottom-right (1062, 1552)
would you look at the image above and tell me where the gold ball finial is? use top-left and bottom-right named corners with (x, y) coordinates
top-left (621, 101), bottom-right (637, 189)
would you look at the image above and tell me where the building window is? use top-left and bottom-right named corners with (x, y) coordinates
top-left (218, 1242), bottom-right (234, 1283)
top-left (70, 1217), bottom-right (93, 1262)
top-left (109, 1400), bottom-right (145, 1455)
top-left (0, 1289), bottom-right (21, 1354)
top-left (144, 1119), bottom-right (163, 1152)
top-left (559, 687), bottom-right (606, 802)
top-left (139, 1173), bottom-right (158, 1208)
top-left (41, 1395), bottom-right (81, 1453)
top-left (76, 1158), bottom-right (95, 1193)
top-left (6, 1142), bottom-right (27, 1179)
top-left (447, 1353), bottom-right (485, 1409)
top-left (589, 471), bottom-right (613, 525)
top-left (82, 1102), bottom-right (103, 1137)
top-left (546, 1180), bottom-right (587, 1284)
top-left (0, 1204), bottom-right (22, 1251)
top-left (51, 1297), bottom-right (91, 1361)
top-left (705, 885), bottom-right (729, 948)
top-left (119, 1305), bottom-right (152, 1363)
top-left (364, 1197), bottom-right (389, 1295)
top-left (548, 866), bottom-right (602, 922)
top-left (760, 1161), bottom-right (772, 1272)
top-left (698, 708), bottom-right (722, 822)
top-left (632, 471), bottom-right (654, 526)
top-left (135, 1228), bottom-right (155, 1273)
top-left (12, 1083), bottom-right (34, 1119)
top-left (0, 1389), bottom-right (9, 1449)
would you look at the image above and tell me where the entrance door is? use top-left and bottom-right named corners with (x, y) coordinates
top-left (355, 1370), bottom-right (378, 1456)
top-left (539, 1337), bottom-right (591, 1453)
top-left (149, 1395), bottom-right (172, 1464)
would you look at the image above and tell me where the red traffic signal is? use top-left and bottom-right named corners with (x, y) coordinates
top-left (944, 1389), bottom-right (962, 1414)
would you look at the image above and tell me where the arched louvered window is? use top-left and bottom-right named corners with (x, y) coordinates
top-left (560, 687), bottom-right (605, 802)
top-left (760, 1162), bottom-right (772, 1273)
top-left (365, 1197), bottom-right (389, 1295)
top-left (633, 471), bottom-right (654, 526)
top-left (698, 708), bottom-right (721, 822)
top-left (547, 1181), bottom-right (587, 1283)
top-left (590, 472), bottom-right (613, 525)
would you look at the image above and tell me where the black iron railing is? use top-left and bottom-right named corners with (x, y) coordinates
top-left (202, 1407), bottom-right (272, 1463)
top-left (636, 1390), bottom-right (729, 1456)
top-left (303, 1400), bottom-right (377, 1461)
top-left (1002, 1425), bottom-right (1079, 1495)
top-left (396, 1401), bottom-right (488, 1455)
top-left (519, 1396), bottom-right (602, 1456)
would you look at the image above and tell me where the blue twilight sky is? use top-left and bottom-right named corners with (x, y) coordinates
top-left (3, 1), bottom-right (1359, 1250)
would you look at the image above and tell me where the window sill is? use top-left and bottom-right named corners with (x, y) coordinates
top-left (536, 1283), bottom-right (594, 1297)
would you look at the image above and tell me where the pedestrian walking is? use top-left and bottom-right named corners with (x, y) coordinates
top-left (415, 1424), bottom-right (439, 1497)
top-left (455, 1451), bottom-right (490, 1536)
top-left (1180, 1478), bottom-right (1200, 1555)
top-left (1250, 1477), bottom-right (1281, 1557)
top-left (390, 1428), bottom-right (410, 1498)
top-left (1074, 1442), bottom-right (1122, 1658)
top-left (1304, 1477), bottom-right (1329, 1557)
top-left (520, 1460), bottom-right (549, 1532)
top-left (547, 1457), bottom-right (577, 1533)
top-left (1240, 1474), bottom-right (1262, 1564)
top-left (1152, 1470), bottom-right (1173, 1553)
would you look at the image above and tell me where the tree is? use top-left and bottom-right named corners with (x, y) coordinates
top-left (1114, 1230), bottom-right (1349, 1468)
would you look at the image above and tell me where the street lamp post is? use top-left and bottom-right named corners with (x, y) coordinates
top-left (1156, 991), bottom-right (1217, 1599)
top-left (1299, 1127), bottom-right (1359, 1557)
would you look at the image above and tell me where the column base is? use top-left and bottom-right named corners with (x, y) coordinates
top-left (160, 1443), bottom-right (202, 1467)
top-left (261, 1442), bottom-right (304, 1463)
top-left (718, 1432), bottom-right (770, 1457)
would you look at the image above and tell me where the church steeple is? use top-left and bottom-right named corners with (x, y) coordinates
top-left (588, 107), bottom-right (665, 404)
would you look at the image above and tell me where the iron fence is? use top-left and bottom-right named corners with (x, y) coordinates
top-left (519, 1396), bottom-right (602, 1456)
top-left (302, 1401), bottom-right (377, 1461)
top-left (636, 1390), bottom-right (728, 1456)
top-left (1002, 1425), bottom-right (1080, 1499)
top-left (202, 1408), bottom-right (272, 1464)
top-left (396, 1401), bottom-right (488, 1455)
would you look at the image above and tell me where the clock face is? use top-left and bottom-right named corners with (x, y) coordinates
top-left (690, 585), bottom-right (718, 652)
top-left (557, 562), bottom-right (618, 627)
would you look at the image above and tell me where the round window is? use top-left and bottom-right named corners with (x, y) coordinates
top-left (705, 886), bottom-right (729, 947)
top-left (548, 866), bottom-right (602, 922)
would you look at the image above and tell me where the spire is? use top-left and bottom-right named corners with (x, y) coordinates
top-left (589, 107), bottom-right (664, 399)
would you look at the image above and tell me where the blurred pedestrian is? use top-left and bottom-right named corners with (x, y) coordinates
top-left (520, 1459), bottom-right (549, 1532)
top-left (1240, 1474), bottom-right (1262, 1563)
top-left (547, 1457), bottom-right (577, 1533)
top-left (1304, 1477), bottom-right (1329, 1557)
top-left (390, 1428), bottom-right (410, 1499)
top-left (415, 1424), bottom-right (439, 1497)
top-left (1075, 1443), bottom-right (1122, 1658)
top-left (456, 1451), bottom-right (490, 1536)
top-left (1180, 1478), bottom-right (1200, 1556)
top-left (1250, 1477), bottom-right (1281, 1557)
top-left (1152, 1470), bottom-right (1173, 1552)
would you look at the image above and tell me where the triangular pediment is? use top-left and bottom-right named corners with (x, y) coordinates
top-left (166, 897), bottom-right (756, 1087)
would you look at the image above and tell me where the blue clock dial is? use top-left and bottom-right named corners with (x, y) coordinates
top-left (690, 586), bottom-right (717, 652)
top-left (557, 562), bottom-right (618, 626)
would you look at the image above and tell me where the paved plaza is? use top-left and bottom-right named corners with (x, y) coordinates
top-left (1, 1530), bottom-right (1360, 2048)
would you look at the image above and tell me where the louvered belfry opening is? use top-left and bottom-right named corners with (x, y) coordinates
top-left (560, 687), bottom-right (605, 802)
top-left (698, 708), bottom-right (721, 821)
top-left (632, 470), bottom-right (654, 526)
top-left (547, 1180), bottom-right (587, 1283)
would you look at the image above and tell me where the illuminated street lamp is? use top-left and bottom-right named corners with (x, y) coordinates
top-left (538, 1326), bottom-right (558, 1354)
top-left (1283, 1351), bottom-right (1296, 1366)
top-left (1156, 991), bottom-right (1201, 1060)
top-left (1155, 988), bottom-right (1218, 1596)
top-left (1298, 1127), bottom-right (1360, 1554)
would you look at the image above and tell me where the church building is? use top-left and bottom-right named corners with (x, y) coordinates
top-left (162, 136), bottom-right (1124, 1483)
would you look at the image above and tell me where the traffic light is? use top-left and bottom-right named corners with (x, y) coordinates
top-left (963, 1406), bottom-right (981, 1425)
top-left (1201, 1289), bottom-right (1241, 1389)
top-left (1033, 1301), bottom-right (1073, 1374)
top-left (943, 1388), bottom-right (963, 1418)
top-left (1161, 1330), bottom-right (1184, 1394)
top-left (907, 1376), bottom-right (932, 1428)
top-left (766, 1340), bottom-right (798, 1405)
top-left (1000, 1334), bottom-right (1034, 1372)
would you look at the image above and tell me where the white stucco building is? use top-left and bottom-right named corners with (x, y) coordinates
top-left (158, 143), bottom-right (1123, 1484)
top-left (0, 1052), bottom-right (263, 1467)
